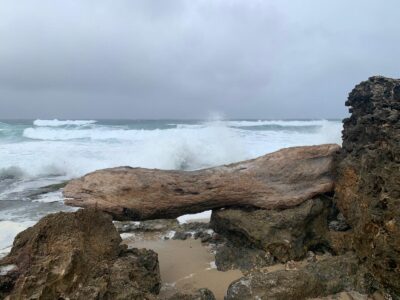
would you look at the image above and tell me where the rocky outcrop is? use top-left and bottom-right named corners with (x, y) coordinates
top-left (210, 197), bottom-right (332, 264)
top-left (64, 144), bottom-right (339, 220)
top-left (0, 209), bottom-right (161, 300)
top-left (226, 253), bottom-right (367, 300)
top-left (336, 76), bottom-right (400, 295)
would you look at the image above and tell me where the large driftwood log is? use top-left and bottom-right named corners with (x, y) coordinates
top-left (64, 144), bottom-right (340, 220)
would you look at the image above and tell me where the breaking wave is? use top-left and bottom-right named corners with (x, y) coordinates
top-left (33, 119), bottom-right (97, 127)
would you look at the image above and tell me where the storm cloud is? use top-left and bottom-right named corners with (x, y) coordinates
top-left (0, 0), bottom-right (399, 119)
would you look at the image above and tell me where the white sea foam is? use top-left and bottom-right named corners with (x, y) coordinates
top-left (33, 119), bottom-right (97, 127)
top-left (177, 211), bottom-right (212, 224)
top-left (33, 191), bottom-right (64, 203)
top-left (0, 220), bottom-right (35, 251)
top-left (0, 264), bottom-right (17, 275)
top-left (0, 247), bottom-right (12, 259)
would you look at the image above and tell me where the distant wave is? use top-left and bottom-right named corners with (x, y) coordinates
top-left (168, 119), bottom-right (335, 129)
top-left (33, 119), bottom-right (97, 127)
top-left (224, 120), bottom-right (331, 127)
top-left (23, 127), bottom-right (150, 141)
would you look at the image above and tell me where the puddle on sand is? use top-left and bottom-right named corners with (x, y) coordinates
top-left (127, 238), bottom-right (243, 300)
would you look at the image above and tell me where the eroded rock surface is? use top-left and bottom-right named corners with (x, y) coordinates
top-left (226, 254), bottom-right (367, 300)
top-left (0, 209), bottom-right (161, 300)
top-left (211, 197), bottom-right (332, 264)
top-left (336, 76), bottom-right (400, 295)
top-left (64, 144), bottom-right (339, 220)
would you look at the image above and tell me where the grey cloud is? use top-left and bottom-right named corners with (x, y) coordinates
top-left (0, 0), bottom-right (399, 119)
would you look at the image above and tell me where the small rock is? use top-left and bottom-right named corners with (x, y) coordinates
top-left (211, 233), bottom-right (223, 242)
top-left (285, 260), bottom-right (298, 271)
top-left (162, 288), bottom-right (216, 300)
top-left (328, 213), bottom-right (350, 232)
top-left (306, 251), bottom-right (317, 263)
top-left (200, 234), bottom-right (212, 243)
top-left (172, 231), bottom-right (191, 240)
top-left (193, 231), bottom-right (203, 239)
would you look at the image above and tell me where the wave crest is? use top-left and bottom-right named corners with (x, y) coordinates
top-left (33, 119), bottom-right (97, 127)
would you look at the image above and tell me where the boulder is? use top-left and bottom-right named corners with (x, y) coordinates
top-left (0, 209), bottom-right (161, 300)
top-left (64, 144), bottom-right (339, 220)
top-left (210, 197), bottom-right (332, 263)
top-left (225, 253), bottom-right (367, 300)
top-left (335, 76), bottom-right (400, 295)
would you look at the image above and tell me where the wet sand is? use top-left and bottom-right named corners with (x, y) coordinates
top-left (126, 237), bottom-right (242, 299)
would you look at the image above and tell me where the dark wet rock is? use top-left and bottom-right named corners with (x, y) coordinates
top-left (211, 197), bottom-right (332, 263)
top-left (180, 222), bottom-right (210, 232)
top-left (28, 180), bottom-right (70, 199)
top-left (210, 233), bottom-right (224, 243)
top-left (200, 233), bottom-right (212, 243)
top-left (328, 213), bottom-right (351, 231)
top-left (0, 209), bottom-right (161, 300)
top-left (161, 288), bottom-right (216, 300)
top-left (0, 268), bottom-right (18, 300)
top-left (115, 219), bottom-right (180, 233)
top-left (193, 231), bottom-right (203, 239)
top-left (226, 253), bottom-right (367, 300)
top-left (336, 76), bottom-right (400, 295)
top-left (215, 243), bottom-right (275, 271)
top-left (172, 231), bottom-right (192, 240)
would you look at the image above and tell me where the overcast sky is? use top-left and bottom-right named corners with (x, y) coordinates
top-left (0, 0), bottom-right (399, 119)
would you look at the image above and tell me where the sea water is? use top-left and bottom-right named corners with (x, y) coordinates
top-left (0, 119), bottom-right (343, 254)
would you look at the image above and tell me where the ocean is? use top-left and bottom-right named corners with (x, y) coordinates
top-left (0, 118), bottom-right (343, 255)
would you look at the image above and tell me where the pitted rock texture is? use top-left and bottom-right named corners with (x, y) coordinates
top-left (336, 76), bottom-right (400, 295)
top-left (0, 209), bottom-right (161, 300)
